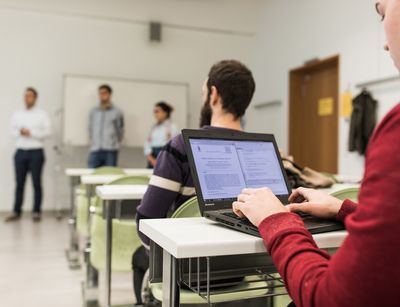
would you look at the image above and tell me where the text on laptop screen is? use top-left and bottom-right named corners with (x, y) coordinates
top-left (189, 138), bottom-right (289, 202)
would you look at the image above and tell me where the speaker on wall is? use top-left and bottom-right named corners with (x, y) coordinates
top-left (149, 22), bottom-right (162, 42)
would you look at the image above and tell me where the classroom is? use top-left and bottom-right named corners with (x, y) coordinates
top-left (1, 0), bottom-right (399, 306)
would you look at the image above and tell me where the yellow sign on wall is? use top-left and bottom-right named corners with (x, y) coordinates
top-left (318, 97), bottom-right (334, 116)
top-left (341, 92), bottom-right (353, 118)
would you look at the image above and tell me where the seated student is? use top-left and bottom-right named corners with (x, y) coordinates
top-left (132, 59), bottom-right (256, 305)
top-left (232, 2), bottom-right (400, 306)
top-left (144, 101), bottom-right (179, 169)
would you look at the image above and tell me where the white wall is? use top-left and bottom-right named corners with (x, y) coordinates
top-left (3, 0), bottom-right (398, 212)
top-left (0, 0), bottom-right (263, 212)
top-left (248, 0), bottom-right (400, 177)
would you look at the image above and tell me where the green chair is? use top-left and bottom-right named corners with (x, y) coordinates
top-left (89, 175), bottom-right (149, 272)
top-left (171, 196), bottom-right (201, 218)
top-left (76, 193), bottom-right (90, 237)
top-left (331, 187), bottom-right (359, 202)
top-left (273, 186), bottom-right (361, 307)
top-left (90, 215), bottom-right (142, 271)
top-left (75, 167), bottom-right (126, 237)
top-left (149, 197), bottom-right (271, 305)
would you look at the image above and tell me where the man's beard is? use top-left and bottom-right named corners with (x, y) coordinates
top-left (199, 98), bottom-right (212, 127)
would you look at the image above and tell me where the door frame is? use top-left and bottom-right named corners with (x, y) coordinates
top-left (288, 55), bottom-right (340, 173)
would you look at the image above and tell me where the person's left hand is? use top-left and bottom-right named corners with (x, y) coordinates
top-left (20, 128), bottom-right (31, 137)
top-left (233, 188), bottom-right (289, 227)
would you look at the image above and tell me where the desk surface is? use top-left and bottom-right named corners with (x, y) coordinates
top-left (96, 185), bottom-right (148, 200)
top-left (140, 217), bottom-right (347, 259)
top-left (81, 174), bottom-right (127, 185)
top-left (65, 168), bottom-right (152, 177)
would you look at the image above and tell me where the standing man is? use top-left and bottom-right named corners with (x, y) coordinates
top-left (5, 87), bottom-right (51, 222)
top-left (88, 84), bottom-right (124, 168)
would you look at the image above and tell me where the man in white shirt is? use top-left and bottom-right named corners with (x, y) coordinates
top-left (5, 88), bottom-right (51, 222)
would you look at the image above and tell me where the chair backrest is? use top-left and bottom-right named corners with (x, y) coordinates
top-left (108, 175), bottom-right (150, 185)
top-left (92, 166), bottom-right (125, 175)
top-left (171, 197), bottom-right (201, 218)
top-left (330, 187), bottom-right (359, 202)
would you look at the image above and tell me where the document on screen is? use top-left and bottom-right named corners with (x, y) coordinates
top-left (190, 139), bottom-right (288, 202)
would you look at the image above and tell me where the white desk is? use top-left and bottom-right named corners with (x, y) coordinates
top-left (96, 185), bottom-right (148, 200)
top-left (64, 168), bottom-right (152, 269)
top-left (96, 184), bottom-right (148, 307)
top-left (79, 174), bottom-right (149, 305)
top-left (65, 168), bottom-right (153, 177)
top-left (140, 217), bottom-right (347, 307)
top-left (81, 174), bottom-right (127, 185)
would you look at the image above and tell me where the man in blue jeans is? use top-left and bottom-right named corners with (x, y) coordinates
top-left (88, 84), bottom-right (124, 168)
top-left (5, 87), bottom-right (51, 222)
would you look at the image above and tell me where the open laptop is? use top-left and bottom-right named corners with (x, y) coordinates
top-left (183, 129), bottom-right (344, 237)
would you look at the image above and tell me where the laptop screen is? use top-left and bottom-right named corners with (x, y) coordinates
top-left (189, 138), bottom-right (289, 202)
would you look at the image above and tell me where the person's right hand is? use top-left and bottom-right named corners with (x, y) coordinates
top-left (287, 188), bottom-right (344, 220)
top-left (20, 128), bottom-right (31, 137)
top-left (146, 155), bottom-right (157, 167)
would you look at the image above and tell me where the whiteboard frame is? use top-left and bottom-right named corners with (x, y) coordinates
top-left (61, 73), bottom-right (190, 148)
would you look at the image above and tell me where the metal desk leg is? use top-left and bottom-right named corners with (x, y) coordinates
top-left (162, 249), bottom-right (180, 307)
top-left (82, 184), bottom-right (99, 306)
top-left (104, 200), bottom-right (113, 307)
top-left (66, 176), bottom-right (81, 269)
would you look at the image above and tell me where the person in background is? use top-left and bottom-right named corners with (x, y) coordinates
top-left (233, 1), bottom-right (400, 306)
top-left (144, 101), bottom-right (178, 168)
top-left (88, 84), bottom-right (124, 168)
top-left (5, 88), bottom-right (51, 222)
top-left (132, 60), bottom-right (256, 306)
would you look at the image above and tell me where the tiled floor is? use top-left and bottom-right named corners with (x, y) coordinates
top-left (0, 214), bottom-right (134, 307)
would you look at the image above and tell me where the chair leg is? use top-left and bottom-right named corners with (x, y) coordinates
top-left (141, 270), bottom-right (160, 306)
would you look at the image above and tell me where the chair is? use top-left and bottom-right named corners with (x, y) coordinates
top-left (170, 196), bottom-right (201, 218)
top-left (75, 167), bottom-right (125, 237)
top-left (149, 197), bottom-right (271, 305)
top-left (89, 175), bottom-right (149, 272)
top-left (330, 187), bottom-right (359, 202)
top-left (273, 186), bottom-right (361, 306)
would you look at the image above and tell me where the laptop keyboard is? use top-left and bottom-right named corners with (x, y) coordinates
top-left (222, 212), bottom-right (254, 227)
top-left (221, 211), bottom-right (332, 230)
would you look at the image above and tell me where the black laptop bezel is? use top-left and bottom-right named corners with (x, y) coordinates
top-left (182, 129), bottom-right (293, 215)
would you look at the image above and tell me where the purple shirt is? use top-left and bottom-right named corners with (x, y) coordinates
top-left (136, 125), bottom-right (239, 245)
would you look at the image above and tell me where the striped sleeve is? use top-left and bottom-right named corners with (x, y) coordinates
top-left (136, 135), bottom-right (195, 245)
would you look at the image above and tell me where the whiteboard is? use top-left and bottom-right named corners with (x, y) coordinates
top-left (63, 75), bottom-right (188, 147)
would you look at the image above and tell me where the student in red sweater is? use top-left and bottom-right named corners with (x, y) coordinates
top-left (233, 1), bottom-right (400, 306)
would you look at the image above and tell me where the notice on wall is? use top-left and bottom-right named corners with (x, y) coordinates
top-left (318, 97), bottom-right (334, 116)
top-left (340, 92), bottom-right (353, 118)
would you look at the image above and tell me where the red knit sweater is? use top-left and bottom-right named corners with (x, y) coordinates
top-left (259, 103), bottom-right (400, 307)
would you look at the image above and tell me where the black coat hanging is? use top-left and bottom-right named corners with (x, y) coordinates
top-left (348, 89), bottom-right (378, 155)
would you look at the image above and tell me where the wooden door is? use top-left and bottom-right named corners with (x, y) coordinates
top-left (289, 56), bottom-right (339, 173)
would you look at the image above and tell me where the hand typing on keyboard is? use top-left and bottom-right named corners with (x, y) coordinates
top-left (232, 188), bottom-right (289, 227)
top-left (287, 188), bottom-right (344, 220)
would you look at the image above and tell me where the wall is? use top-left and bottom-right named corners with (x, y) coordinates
top-left (3, 0), bottom-right (398, 212)
top-left (0, 0), bottom-right (263, 212)
top-left (248, 0), bottom-right (400, 177)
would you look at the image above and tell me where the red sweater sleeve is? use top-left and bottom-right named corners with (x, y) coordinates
top-left (259, 103), bottom-right (400, 307)
top-left (336, 199), bottom-right (357, 222)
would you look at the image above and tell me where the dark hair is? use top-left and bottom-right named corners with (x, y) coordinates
top-left (99, 84), bottom-right (112, 94)
top-left (207, 60), bottom-right (255, 119)
top-left (155, 101), bottom-right (174, 118)
top-left (26, 87), bottom-right (38, 98)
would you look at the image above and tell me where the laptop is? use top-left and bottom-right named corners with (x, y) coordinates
top-left (183, 129), bottom-right (344, 237)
